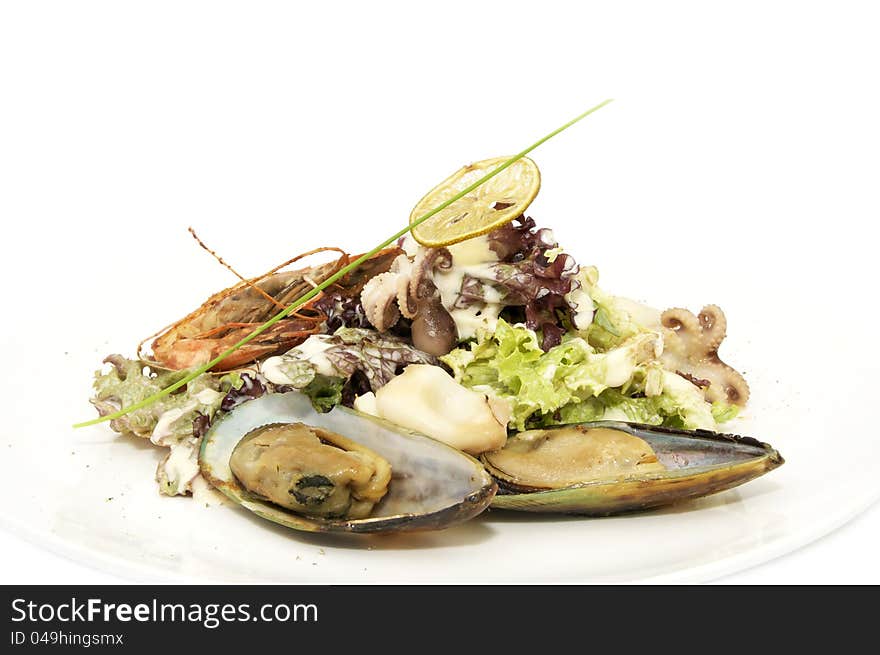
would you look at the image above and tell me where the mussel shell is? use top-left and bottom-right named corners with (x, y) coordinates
top-left (200, 392), bottom-right (497, 533)
top-left (485, 422), bottom-right (783, 515)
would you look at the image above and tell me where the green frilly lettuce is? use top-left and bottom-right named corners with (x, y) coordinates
top-left (91, 357), bottom-right (245, 495)
top-left (441, 320), bottom-right (718, 431)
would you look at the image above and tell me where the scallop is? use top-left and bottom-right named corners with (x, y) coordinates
top-left (199, 391), bottom-right (497, 533)
top-left (482, 422), bottom-right (783, 515)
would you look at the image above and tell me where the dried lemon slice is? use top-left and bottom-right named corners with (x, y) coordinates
top-left (409, 156), bottom-right (541, 247)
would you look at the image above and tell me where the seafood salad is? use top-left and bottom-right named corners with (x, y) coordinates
top-left (88, 150), bottom-right (782, 533)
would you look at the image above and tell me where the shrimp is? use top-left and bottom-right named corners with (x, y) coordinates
top-left (141, 246), bottom-right (402, 371)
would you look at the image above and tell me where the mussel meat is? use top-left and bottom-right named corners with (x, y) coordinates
top-left (482, 422), bottom-right (783, 515)
top-left (200, 391), bottom-right (497, 533)
top-left (230, 422), bottom-right (393, 520)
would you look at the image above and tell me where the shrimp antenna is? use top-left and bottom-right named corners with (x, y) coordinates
top-left (188, 227), bottom-right (287, 311)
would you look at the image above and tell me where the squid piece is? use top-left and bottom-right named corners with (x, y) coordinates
top-left (354, 364), bottom-right (510, 455)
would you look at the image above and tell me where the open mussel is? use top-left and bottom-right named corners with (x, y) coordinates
top-left (482, 422), bottom-right (783, 515)
top-left (200, 391), bottom-right (496, 533)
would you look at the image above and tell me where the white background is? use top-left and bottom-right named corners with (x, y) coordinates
top-left (1, 1), bottom-right (878, 584)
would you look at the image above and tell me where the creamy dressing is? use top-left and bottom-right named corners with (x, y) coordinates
top-left (602, 333), bottom-right (663, 388)
top-left (195, 388), bottom-right (225, 405)
top-left (261, 335), bottom-right (337, 385)
top-left (564, 285), bottom-right (595, 330)
top-left (150, 389), bottom-right (227, 495)
top-left (448, 303), bottom-right (504, 341)
top-left (151, 401), bottom-right (198, 445)
top-left (431, 234), bottom-right (503, 340)
top-left (161, 440), bottom-right (200, 494)
top-left (353, 391), bottom-right (379, 416)
top-left (399, 234), bottom-right (421, 257)
top-left (292, 335), bottom-right (337, 376)
top-left (603, 346), bottom-right (639, 388)
top-left (407, 232), bottom-right (591, 341)
top-left (480, 282), bottom-right (504, 304)
top-left (260, 356), bottom-right (292, 385)
top-left (410, 232), bottom-right (594, 341)
top-left (434, 262), bottom-right (499, 305)
top-left (446, 234), bottom-right (496, 265)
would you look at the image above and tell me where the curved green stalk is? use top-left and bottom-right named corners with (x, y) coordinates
top-left (73, 99), bottom-right (613, 429)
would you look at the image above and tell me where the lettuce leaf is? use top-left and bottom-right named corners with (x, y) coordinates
top-left (302, 375), bottom-right (345, 413)
top-left (442, 320), bottom-right (717, 431)
top-left (546, 376), bottom-right (715, 431)
top-left (585, 292), bottom-right (644, 350)
top-left (91, 356), bottom-right (265, 496)
top-left (442, 320), bottom-right (674, 430)
top-left (711, 402), bottom-right (741, 424)
top-left (553, 391), bottom-right (661, 426)
top-left (91, 355), bottom-right (226, 442)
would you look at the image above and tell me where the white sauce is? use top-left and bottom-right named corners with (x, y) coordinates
top-left (292, 335), bottom-right (337, 376)
top-left (432, 234), bottom-right (503, 340)
top-left (261, 335), bottom-right (337, 385)
top-left (481, 283), bottom-right (504, 304)
top-left (446, 234), bottom-right (496, 265)
top-left (603, 347), bottom-right (638, 388)
top-left (260, 355), bottom-right (292, 385)
top-left (151, 401), bottom-right (198, 446)
top-left (602, 333), bottom-right (663, 388)
top-left (162, 441), bottom-right (200, 492)
top-left (399, 234), bottom-right (421, 257)
top-left (564, 285), bottom-right (595, 330)
top-left (448, 303), bottom-right (504, 341)
top-left (195, 388), bottom-right (225, 405)
top-left (353, 391), bottom-right (379, 417)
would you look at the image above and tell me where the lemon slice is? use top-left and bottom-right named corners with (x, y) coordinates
top-left (409, 156), bottom-right (541, 247)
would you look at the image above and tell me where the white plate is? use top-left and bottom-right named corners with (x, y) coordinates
top-left (1, 250), bottom-right (877, 583)
top-left (2, 5), bottom-right (877, 579)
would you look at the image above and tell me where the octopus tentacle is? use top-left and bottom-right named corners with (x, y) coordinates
top-left (359, 247), bottom-right (458, 355)
top-left (361, 271), bottom-right (402, 332)
top-left (659, 305), bottom-right (749, 407)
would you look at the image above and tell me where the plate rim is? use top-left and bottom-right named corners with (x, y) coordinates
top-left (2, 482), bottom-right (878, 584)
